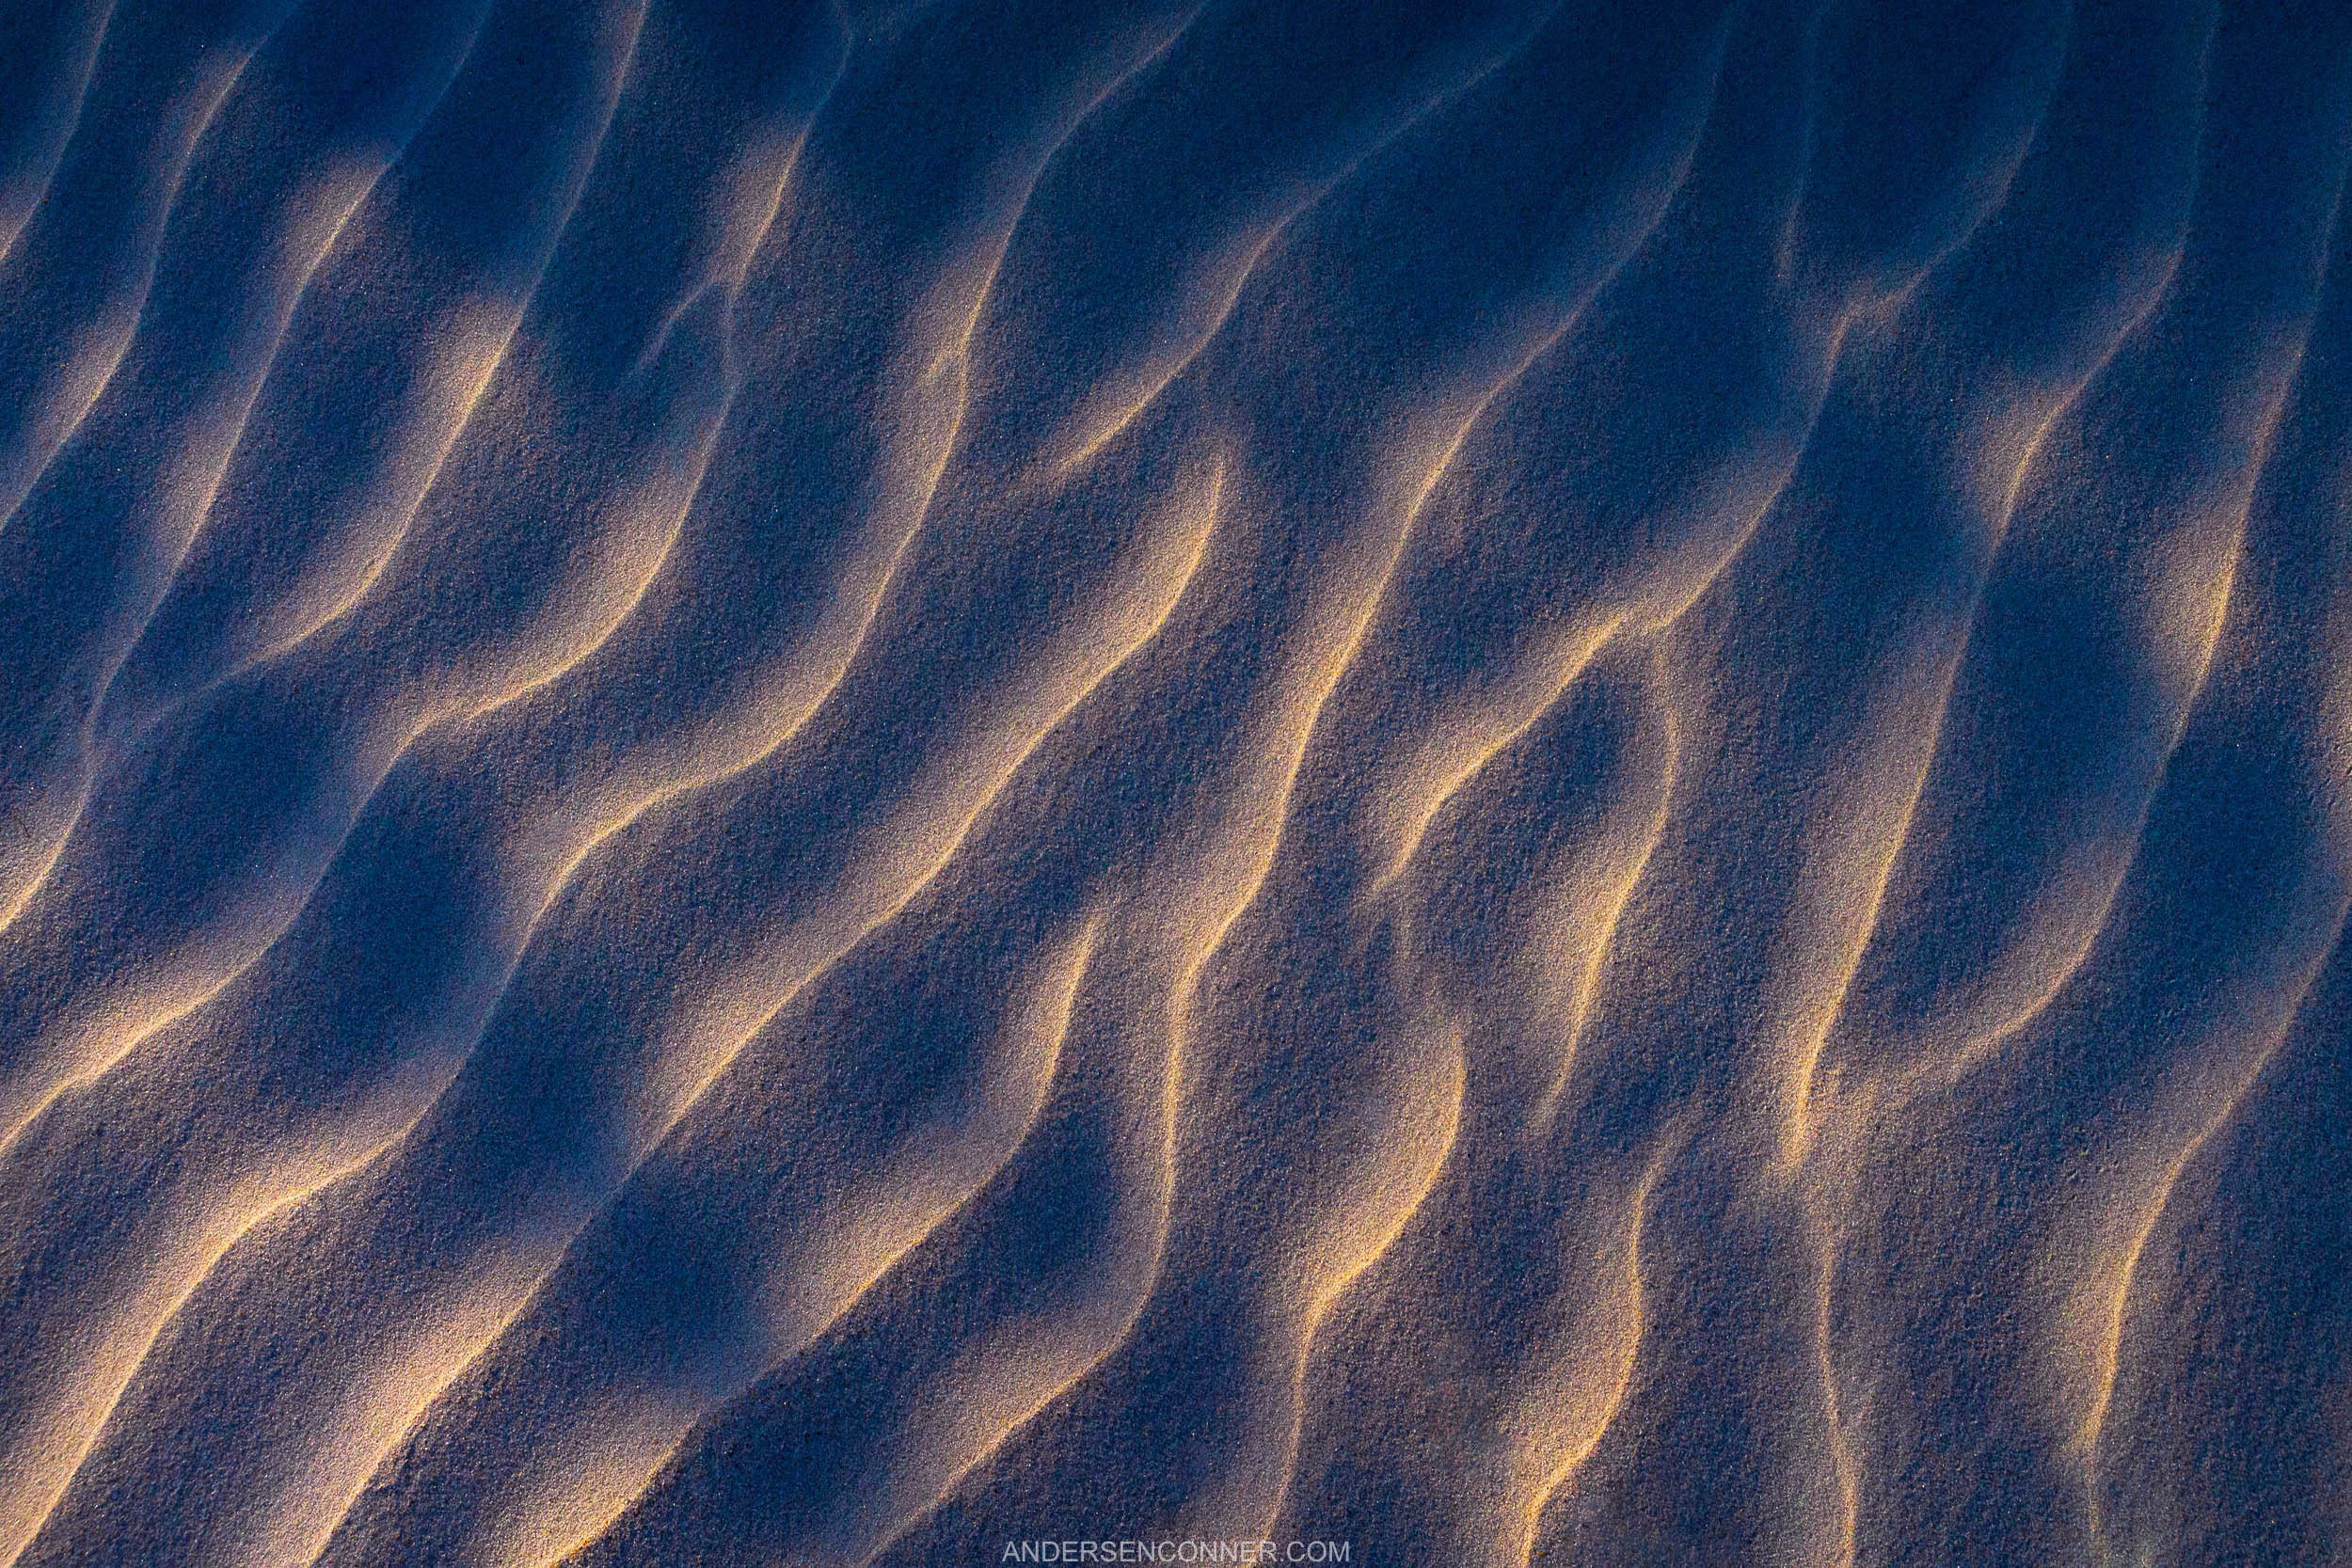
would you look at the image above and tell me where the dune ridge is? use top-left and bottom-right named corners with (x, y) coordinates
top-left (4, 1), bottom-right (2350, 1564)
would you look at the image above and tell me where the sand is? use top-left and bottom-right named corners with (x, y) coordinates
top-left (1, 0), bottom-right (2347, 1563)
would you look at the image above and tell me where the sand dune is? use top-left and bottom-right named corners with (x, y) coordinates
top-left (3, 1), bottom-right (2348, 1563)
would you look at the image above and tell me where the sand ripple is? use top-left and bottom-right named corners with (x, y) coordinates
top-left (2, 1), bottom-right (2348, 1563)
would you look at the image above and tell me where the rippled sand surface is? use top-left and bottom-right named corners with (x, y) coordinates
top-left (2, 1), bottom-right (2348, 1563)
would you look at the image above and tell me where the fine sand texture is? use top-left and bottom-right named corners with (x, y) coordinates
top-left (3, 1), bottom-right (2350, 1563)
